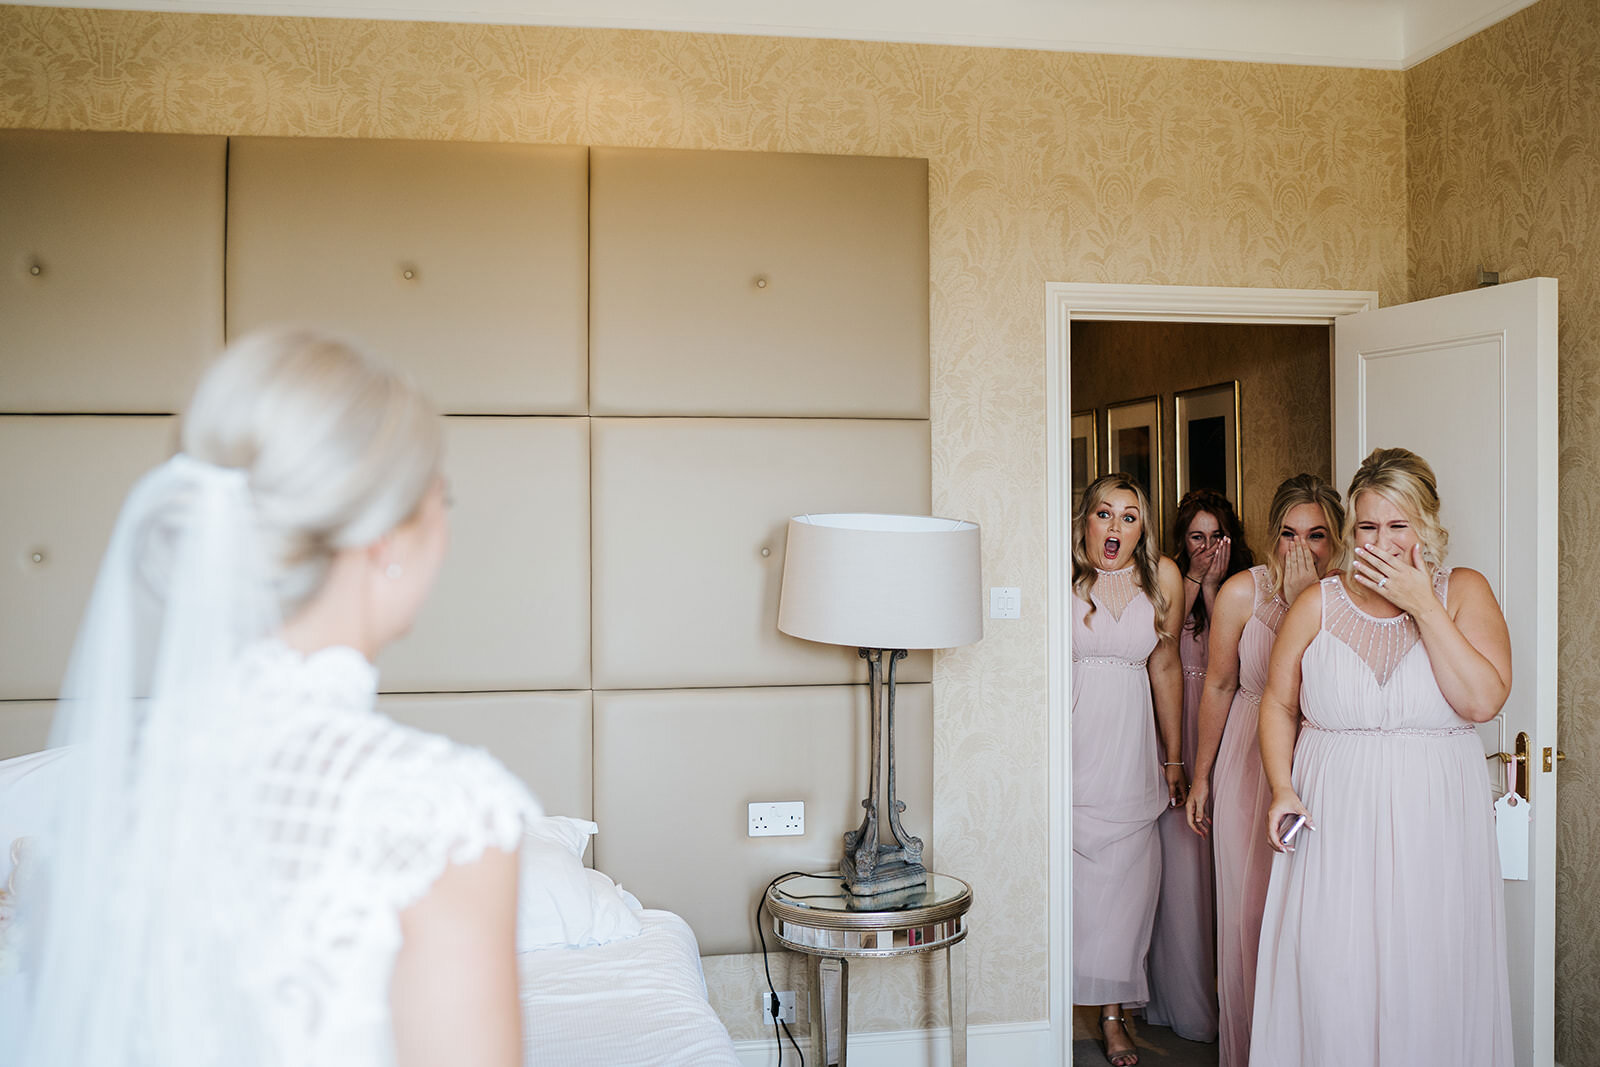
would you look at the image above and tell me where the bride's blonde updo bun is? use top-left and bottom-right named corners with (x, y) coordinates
top-left (181, 329), bottom-right (442, 616)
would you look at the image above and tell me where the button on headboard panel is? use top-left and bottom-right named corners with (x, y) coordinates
top-left (377, 417), bottom-right (590, 693)
top-left (590, 148), bottom-right (929, 418)
top-left (592, 684), bottom-right (933, 955)
top-left (0, 130), bottom-right (225, 413)
top-left (590, 417), bottom-right (933, 691)
top-left (0, 417), bottom-right (177, 700)
top-left (226, 138), bottom-right (589, 415)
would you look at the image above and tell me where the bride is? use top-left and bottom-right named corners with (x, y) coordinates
top-left (11, 330), bottom-right (539, 1067)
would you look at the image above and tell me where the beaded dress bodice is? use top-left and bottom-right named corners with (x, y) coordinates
top-left (1300, 569), bottom-right (1465, 733)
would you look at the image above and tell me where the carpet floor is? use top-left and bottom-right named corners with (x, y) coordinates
top-left (1071, 1007), bottom-right (1220, 1067)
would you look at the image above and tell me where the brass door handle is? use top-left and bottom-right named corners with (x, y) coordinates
top-left (1544, 747), bottom-right (1567, 773)
top-left (1487, 732), bottom-right (1531, 800)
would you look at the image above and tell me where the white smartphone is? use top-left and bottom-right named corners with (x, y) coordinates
top-left (1278, 813), bottom-right (1311, 850)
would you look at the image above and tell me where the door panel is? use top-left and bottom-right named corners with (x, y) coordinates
top-left (1335, 276), bottom-right (1558, 1067)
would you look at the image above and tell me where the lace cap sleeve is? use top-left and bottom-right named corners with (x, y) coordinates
top-left (350, 726), bottom-right (544, 913)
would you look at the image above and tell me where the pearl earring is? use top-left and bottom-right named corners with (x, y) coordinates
top-left (385, 563), bottom-right (403, 579)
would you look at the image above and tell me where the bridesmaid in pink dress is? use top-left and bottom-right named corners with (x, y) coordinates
top-left (1072, 473), bottom-right (1186, 1067)
top-left (1145, 489), bottom-right (1252, 1043)
top-left (1183, 475), bottom-right (1345, 1067)
top-left (1253, 449), bottom-right (1514, 1066)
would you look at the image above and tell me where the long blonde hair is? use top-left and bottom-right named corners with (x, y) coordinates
top-left (1343, 447), bottom-right (1449, 573)
top-left (1072, 473), bottom-right (1172, 641)
top-left (1264, 473), bottom-right (1348, 601)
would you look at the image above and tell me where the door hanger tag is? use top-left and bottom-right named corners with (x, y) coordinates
top-left (1494, 790), bottom-right (1530, 881)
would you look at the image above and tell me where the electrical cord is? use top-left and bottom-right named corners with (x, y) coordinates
top-left (756, 870), bottom-right (835, 1067)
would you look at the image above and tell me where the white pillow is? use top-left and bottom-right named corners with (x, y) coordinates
top-left (516, 816), bottom-right (642, 952)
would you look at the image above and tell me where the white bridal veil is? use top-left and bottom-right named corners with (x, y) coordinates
top-left (12, 453), bottom-right (280, 1066)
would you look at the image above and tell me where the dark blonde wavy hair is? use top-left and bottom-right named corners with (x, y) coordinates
top-left (1072, 473), bottom-right (1172, 641)
top-left (1264, 473), bottom-right (1348, 602)
top-left (1343, 447), bottom-right (1449, 574)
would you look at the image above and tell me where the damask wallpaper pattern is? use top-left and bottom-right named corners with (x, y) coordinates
top-left (0, 4), bottom-right (1409, 1040)
top-left (1408, 1), bottom-right (1600, 1060)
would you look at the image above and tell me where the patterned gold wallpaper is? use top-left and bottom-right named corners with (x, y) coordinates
top-left (0, 4), bottom-right (1408, 1041)
top-left (1408, 1), bottom-right (1600, 1060)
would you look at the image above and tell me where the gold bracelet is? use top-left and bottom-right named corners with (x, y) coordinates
top-left (1185, 575), bottom-right (1202, 585)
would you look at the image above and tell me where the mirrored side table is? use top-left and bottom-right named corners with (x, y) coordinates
top-left (765, 872), bottom-right (972, 1067)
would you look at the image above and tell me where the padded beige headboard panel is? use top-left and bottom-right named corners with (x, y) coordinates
top-left (590, 417), bottom-right (933, 691)
top-left (589, 147), bottom-right (929, 418)
top-left (0, 702), bottom-right (55, 760)
top-left (380, 691), bottom-right (592, 822)
top-left (592, 684), bottom-right (933, 955)
top-left (378, 417), bottom-right (590, 692)
top-left (0, 130), bottom-right (224, 413)
top-left (0, 417), bottom-right (177, 700)
top-left (226, 138), bottom-right (588, 415)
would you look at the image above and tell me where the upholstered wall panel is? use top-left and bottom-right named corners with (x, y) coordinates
top-left (592, 683), bottom-right (933, 956)
top-left (380, 691), bottom-right (592, 822)
top-left (0, 130), bottom-right (224, 413)
top-left (0, 417), bottom-right (175, 700)
top-left (226, 138), bottom-right (588, 415)
top-left (590, 418), bottom-right (932, 690)
top-left (0, 702), bottom-right (55, 760)
top-left (589, 148), bottom-right (929, 418)
top-left (378, 417), bottom-right (589, 692)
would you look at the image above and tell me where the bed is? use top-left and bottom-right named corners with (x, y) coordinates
top-left (519, 909), bottom-right (740, 1066)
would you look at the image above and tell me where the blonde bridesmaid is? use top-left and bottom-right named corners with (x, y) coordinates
top-left (1252, 449), bottom-right (1513, 1066)
top-left (1184, 474), bottom-right (1344, 1067)
top-left (1072, 473), bottom-right (1186, 1067)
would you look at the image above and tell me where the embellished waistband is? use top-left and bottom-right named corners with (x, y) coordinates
top-left (1075, 655), bottom-right (1148, 670)
top-left (1237, 687), bottom-right (1262, 706)
top-left (1300, 721), bottom-right (1475, 738)
top-left (1182, 666), bottom-right (1206, 679)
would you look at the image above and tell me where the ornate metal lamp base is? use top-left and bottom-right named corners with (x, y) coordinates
top-left (840, 648), bottom-right (928, 897)
top-left (841, 850), bottom-right (928, 897)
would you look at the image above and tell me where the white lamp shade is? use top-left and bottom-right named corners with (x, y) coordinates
top-left (777, 513), bottom-right (982, 650)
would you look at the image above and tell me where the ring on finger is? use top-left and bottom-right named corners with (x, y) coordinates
top-left (1378, 576), bottom-right (1388, 588)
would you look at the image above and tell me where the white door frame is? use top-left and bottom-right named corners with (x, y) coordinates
top-left (1043, 282), bottom-right (1379, 1062)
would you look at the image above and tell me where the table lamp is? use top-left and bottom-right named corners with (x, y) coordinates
top-left (777, 513), bottom-right (981, 896)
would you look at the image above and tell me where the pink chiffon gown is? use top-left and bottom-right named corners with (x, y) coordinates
top-left (1072, 566), bottom-right (1167, 1007)
top-left (1250, 571), bottom-right (1514, 1067)
top-left (1144, 620), bottom-right (1219, 1040)
top-left (1211, 565), bottom-right (1285, 1066)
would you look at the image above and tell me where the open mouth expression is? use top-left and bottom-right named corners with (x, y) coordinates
top-left (1090, 489), bottom-right (1142, 569)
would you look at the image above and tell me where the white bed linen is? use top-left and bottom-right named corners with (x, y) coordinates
top-left (518, 909), bottom-right (739, 1067)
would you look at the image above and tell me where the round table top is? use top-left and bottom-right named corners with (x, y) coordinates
top-left (766, 872), bottom-right (972, 931)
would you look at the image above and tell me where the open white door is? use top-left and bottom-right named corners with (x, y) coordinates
top-left (1334, 277), bottom-right (1558, 1067)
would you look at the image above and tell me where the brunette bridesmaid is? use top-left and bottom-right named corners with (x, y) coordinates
top-left (1072, 473), bottom-right (1186, 1067)
top-left (1184, 474), bottom-right (1344, 1067)
top-left (1144, 489), bottom-right (1250, 1042)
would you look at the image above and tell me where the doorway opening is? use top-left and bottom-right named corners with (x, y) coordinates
top-left (1044, 283), bottom-right (1379, 1065)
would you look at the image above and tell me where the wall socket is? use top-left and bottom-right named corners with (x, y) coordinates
top-left (760, 990), bottom-right (797, 1025)
top-left (748, 801), bottom-right (805, 837)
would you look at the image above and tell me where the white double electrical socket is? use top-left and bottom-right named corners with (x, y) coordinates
top-left (760, 990), bottom-right (797, 1024)
top-left (748, 801), bottom-right (805, 837)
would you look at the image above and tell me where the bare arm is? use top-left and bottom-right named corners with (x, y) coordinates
top-left (392, 847), bottom-right (522, 1067)
top-left (1185, 570), bottom-right (1254, 837)
top-left (1352, 547), bottom-right (1512, 722)
top-left (1148, 556), bottom-right (1188, 805)
top-left (1258, 586), bottom-right (1321, 852)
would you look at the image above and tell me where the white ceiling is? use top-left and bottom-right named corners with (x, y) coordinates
top-left (12, 0), bottom-right (1543, 69)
